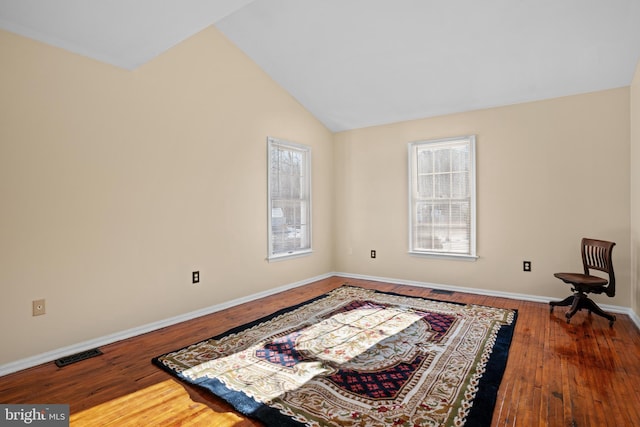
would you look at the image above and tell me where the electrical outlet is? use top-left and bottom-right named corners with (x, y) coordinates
top-left (523, 261), bottom-right (531, 272)
top-left (371, 250), bottom-right (376, 259)
top-left (192, 271), bottom-right (200, 284)
top-left (32, 299), bottom-right (46, 316)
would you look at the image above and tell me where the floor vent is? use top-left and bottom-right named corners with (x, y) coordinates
top-left (430, 289), bottom-right (454, 295)
top-left (54, 348), bottom-right (103, 367)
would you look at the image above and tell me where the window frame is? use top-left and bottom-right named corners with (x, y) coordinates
top-left (408, 135), bottom-right (477, 260)
top-left (267, 137), bottom-right (312, 261)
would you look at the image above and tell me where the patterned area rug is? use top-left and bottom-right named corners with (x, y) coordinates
top-left (153, 285), bottom-right (517, 426)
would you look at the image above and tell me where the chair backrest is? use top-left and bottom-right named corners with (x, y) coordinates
top-left (581, 238), bottom-right (616, 297)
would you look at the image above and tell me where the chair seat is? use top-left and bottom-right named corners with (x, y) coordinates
top-left (553, 272), bottom-right (608, 288)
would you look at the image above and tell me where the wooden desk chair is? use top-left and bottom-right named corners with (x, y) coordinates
top-left (549, 238), bottom-right (616, 327)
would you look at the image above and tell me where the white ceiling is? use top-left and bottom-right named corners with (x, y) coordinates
top-left (2, 0), bottom-right (640, 132)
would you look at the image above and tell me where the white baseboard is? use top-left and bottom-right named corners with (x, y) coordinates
top-left (0, 273), bottom-right (333, 377)
top-left (335, 272), bottom-right (640, 329)
top-left (2, 271), bottom-right (638, 377)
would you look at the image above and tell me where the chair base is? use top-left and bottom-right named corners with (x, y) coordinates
top-left (549, 293), bottom-right (616, 327)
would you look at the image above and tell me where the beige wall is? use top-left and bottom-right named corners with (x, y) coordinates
top-left (632, 61), bottom-right (640, 316)
top-left (0, 27), bottom-right (334, 365)
top-left (0, 25), bottom-right (636, 369)
top-left (334, 89), bottom-right (631, 305)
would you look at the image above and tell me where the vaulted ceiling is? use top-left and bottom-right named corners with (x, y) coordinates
top-left (2, 0), bottom-right (639, 131)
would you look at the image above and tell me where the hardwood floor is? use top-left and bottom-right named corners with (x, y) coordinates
top-left (1, 276), bottom-right (639, 426)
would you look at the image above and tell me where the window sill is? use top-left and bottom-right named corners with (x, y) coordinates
top-left (267, 250), bottom-right (313, 262)
top-left (408, 251), bottom-right (478, 261)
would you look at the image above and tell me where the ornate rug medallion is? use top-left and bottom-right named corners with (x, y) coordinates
top-left (153, 285), bottom-right (517, 426)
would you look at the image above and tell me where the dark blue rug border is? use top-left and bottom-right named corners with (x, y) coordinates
top-left (465, 309), bottom-right (518, 425)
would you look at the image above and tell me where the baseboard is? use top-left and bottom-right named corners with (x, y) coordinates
top-left (2, 271), bottom-right (638, 377)
top-left (629, 310), bottom-right (640, 329)
top-left (0, 273), bottom-right (333, 377)
top-left (335, 272), bottom-right (640, 330)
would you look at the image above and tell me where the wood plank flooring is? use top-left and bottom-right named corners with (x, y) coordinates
top-left (70, 379), bottom-right (243, 426)
top-left (1, 276), bottom-right (639, 426)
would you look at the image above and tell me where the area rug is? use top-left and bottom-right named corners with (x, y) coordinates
top-left (152, 285), bottom-right (517, 426)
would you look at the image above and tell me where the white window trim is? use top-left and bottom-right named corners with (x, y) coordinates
top-left (267, 137), bottom-right (312, 261)
top-left (408, 135), bottom-right (477, 261)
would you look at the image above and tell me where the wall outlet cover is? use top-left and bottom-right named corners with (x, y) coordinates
top-left (32, 299), bottom-right (45, 316)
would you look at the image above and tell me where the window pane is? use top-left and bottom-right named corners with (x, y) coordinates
top-left (451, 171), bottom-right (468, 198)
top-left (417, 175), bottom-right (433, 198)
top-left (415, 201), bottom-right (430, 225)
top-left (434, 174), bottom-right (450, 198)
top-left (451, 146), bottom-right (468, 171)
top-left (431, 202), bottom-right (450, 226)
top-left (417, 149), bottom-right (433, 173)
top-left (450, 201), bottom-right (469, 225)
top-left (434, 149), bottom-right (451, 173)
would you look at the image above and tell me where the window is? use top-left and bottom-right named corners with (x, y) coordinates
top-left (408, 135), bottom-right (476, 259)
top-left (268, 137), bottom-right (311, 260)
